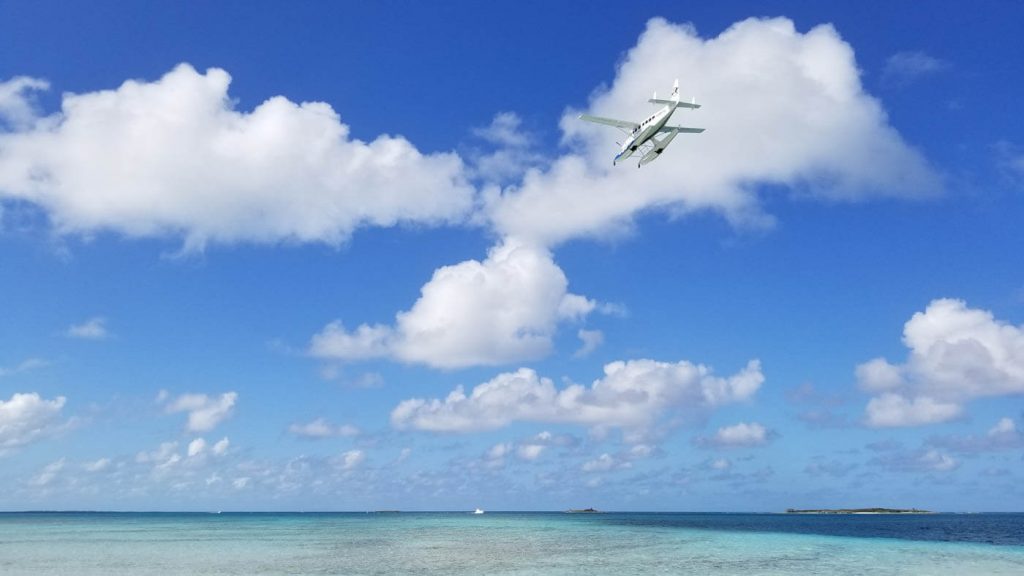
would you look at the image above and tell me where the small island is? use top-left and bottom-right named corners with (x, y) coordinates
top-left (786, 508), bottom-right (932, 514)
top-left (566, 508), bottom-right (602, 513)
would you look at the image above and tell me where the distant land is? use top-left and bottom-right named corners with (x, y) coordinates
top-left (786, 508), bottom-right (932, 514)
top-left (566, 508), bottom-right (601, 513)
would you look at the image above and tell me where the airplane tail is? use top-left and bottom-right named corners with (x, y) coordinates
top-left (648, 79), bottom-right (700, 109)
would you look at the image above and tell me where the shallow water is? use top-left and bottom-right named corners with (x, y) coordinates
top-left (1, 512), bottom-right (1022, 575)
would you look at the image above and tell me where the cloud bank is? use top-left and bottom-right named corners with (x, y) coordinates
top-left (391, 358), bottom-right (763, 432)
top-left (0, 64), bottom-right (474, 249)
top-left (488, 17), bottom-right (940, 246)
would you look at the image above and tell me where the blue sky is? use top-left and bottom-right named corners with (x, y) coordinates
top-left (1, 1), bottom-right (1022, 511)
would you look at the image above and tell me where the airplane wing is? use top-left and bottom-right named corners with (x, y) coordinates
top-left (578, 114), bottom-right (639, 130)
top-left (648, 98), bottom-right (701, 109)
top-left (659, 125), bottom-right (705, 134)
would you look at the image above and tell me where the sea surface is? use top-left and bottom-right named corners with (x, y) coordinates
top-left (1, 511), bottom-right (1022, 575)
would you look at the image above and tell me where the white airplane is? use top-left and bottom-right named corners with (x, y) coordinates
top-left (579, 79), bottom-right (703, 167)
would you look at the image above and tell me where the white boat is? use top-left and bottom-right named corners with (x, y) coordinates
top-left (473, 508), bottom-right (484, 514)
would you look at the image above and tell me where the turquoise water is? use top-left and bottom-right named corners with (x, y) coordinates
top-left (1, 512), bottom-right (1022, 575)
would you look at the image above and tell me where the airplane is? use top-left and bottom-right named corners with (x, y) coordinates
top-left (579, 79), bottom-right (703, 167)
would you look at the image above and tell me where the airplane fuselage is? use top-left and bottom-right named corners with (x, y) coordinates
top-left (614, 101), bottom-right (677, 165)
top-left (578, 78), bottom-right (702, 167)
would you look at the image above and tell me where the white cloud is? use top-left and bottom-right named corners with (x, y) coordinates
top-left (212, 437), bottom-right (230, 456)
top-left (288, 418), bottom-right (359, 439)
top-left (582, 453), bottom-right (627, 473)
top-left (486, 17), bottom-right (939, 246)
top-left (470, 112), bottom-right (545, 184)
top-left (918, 449), bottom-right (958, 472)
top-left (0, 64), bottom-right (474, 249)
top-left (883, 51), bottom-right (948, 85)
top-left (337, 449), bottom-right (365, 470)
top-left (516, 443), bottom-right (545, 461)
top-left (309, 324), bottom-right (392, 362)
top-left (83, 457), bottom-right (111, 472)
top-left (29, 458), bottom-right (65, 487)
top-left (0, 357), bottom-right (48, 378)
top-left (136, 441), bottom-right (179, 466)
top-left (698, 421), bottom-right (773, 448)
top-left (855, 357), bottom-right (903, 392)
top-left (164, 391), bottom-right (237, 432)
top-left (513, 430), bottom-right (577, 462)
top-left (574, 329), bottom-right (604, 358)
top-left (487, 442), bottom-right (511, 460)
top-left (65, 316), bottom-right (108, 340)
top-left (865, 392), bottom-right (962, 427)
top-left (311, 238), bottom-right (595, 368)
top-left (989, 417), bottom-right (1016, 436)
top-left (187, 437), bottom-right (206, 457)
top-left (0, 392), bottom-right (67, 453)
top-left (391, 358), bottom-right (762, 432)
top-left (474, 112), bottom-right (531, 149)
top-left (0, 76), bottom-right (48, 130)
top-left (859, 299), bottom-right (1024, 427)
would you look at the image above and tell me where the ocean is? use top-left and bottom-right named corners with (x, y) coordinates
top-left (1, 512), bottom-right (1022, 575)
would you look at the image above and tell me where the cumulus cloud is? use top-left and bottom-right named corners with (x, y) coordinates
top-left (859, 299), bottom-right (1024, 427)
top-left (0, 64), bottom-right (474, 249)
top-left (164, 391), bottom-right (237, 432)
top-left (696, 421), bottom-right (774, 448)
top-left (336, 449), bottom-right (365, 470)
top-left (487, 17), bottom-right (939, 246)
top-left (311, 238), bottom-right (595, 368)
top-left (187, 438), bottom-right (206, 457)
top-left (65, 316), bottom-right (108, 340)
top-left (864, 393), bottom-right (961, 427)
top-left (0, 392), bottom-right (67, 453)
top-left (288, 417), bottom-right (359, 439)
top-left (391, 358), bottom-right (763, 432)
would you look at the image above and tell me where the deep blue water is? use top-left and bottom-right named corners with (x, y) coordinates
top-left (596, 512), bottom-right (1024, 546)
